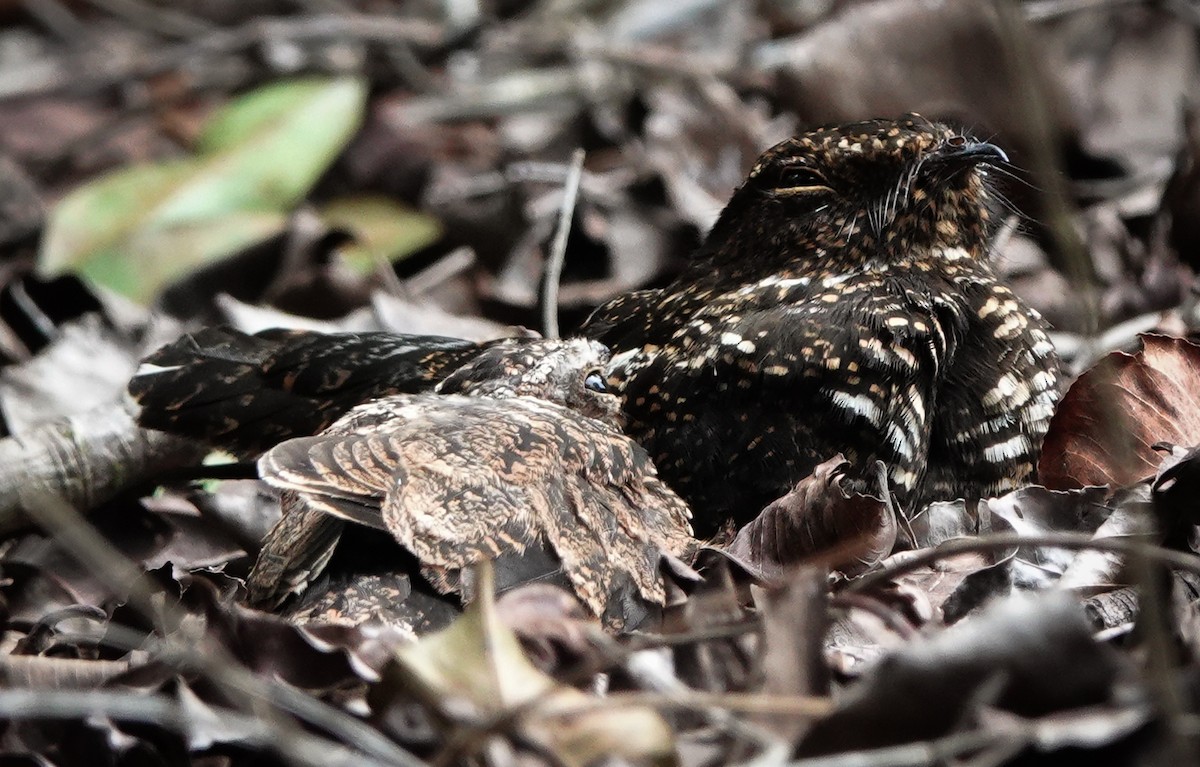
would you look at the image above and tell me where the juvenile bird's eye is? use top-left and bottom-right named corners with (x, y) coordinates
top-left (584, 371), bottom-right (608, 393)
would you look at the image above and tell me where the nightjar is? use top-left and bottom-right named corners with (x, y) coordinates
top-left (244, 338), bottom-right (693, 624)
top-left (582, 114), bottom-right (1061, 527)
top-left (131, 114), bottom-right (1061, 535)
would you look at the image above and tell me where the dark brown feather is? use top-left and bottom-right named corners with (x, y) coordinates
top-left (130, 327), bottom-right (489, 457)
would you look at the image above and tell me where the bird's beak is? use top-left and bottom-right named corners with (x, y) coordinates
top-left (939, 141), bottom-right (1009, 167)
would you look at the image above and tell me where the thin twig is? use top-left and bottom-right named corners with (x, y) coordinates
top-left (1048, 311), bottom-right (1167, 374)
top-left (783, 728), bottom-right (1016, 767)
top-left (584, 42), bottom-right (740, 81)
top-left (143, 13), bottom-right (444, 71)
top-left (0, 690), bottom-right (395, 767)
top-left (846, 531), bottom-right (1200, 594)
top-left (405, 247), bottom-right (477, 296)
top-left (541, 148), bottom-right (586, 339)
top-left (625, 620), bottom-right (762, 650)
top-left (565, 690), bottom-right (832, 718)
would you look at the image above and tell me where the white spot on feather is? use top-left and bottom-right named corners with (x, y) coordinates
top-left (885, 422), bottom-right (914, 460)
top-left (830, 391), bottom-right (882, 425)
top-left (983, 435), bottom-right (1032, 463)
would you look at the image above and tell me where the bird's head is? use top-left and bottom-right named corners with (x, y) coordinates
top-left (698, 114), bottom-right (1008, 278)
top-left (436, 338), bottom-right (621, 423)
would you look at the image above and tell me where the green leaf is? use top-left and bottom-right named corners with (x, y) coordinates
top-left (71, 214), bottom-right (288, 302)
top-left (39, 77), bottom-right (369, 303)
top-left (320, 196), bottom-right (443, 274)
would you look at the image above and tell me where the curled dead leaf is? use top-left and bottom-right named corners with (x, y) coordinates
top-left (724, 456), bottom-right (896, 580)
top-left (1039, 335), bottom-right (1200, 490)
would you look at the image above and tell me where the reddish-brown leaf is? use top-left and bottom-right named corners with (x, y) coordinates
top-left (725, 455), bottom-right (896, 579)
top-left (1039, 334), bottom-right (1200, 489)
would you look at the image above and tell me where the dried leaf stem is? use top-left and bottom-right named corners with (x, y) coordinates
top-left (541, 148), bottom-right (586, 339)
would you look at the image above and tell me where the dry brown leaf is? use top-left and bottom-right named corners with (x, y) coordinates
top-left (1039, 334), bottom-right (1200, 489)
top-left (494, 583), bottom-right (599, 676)
top-left (798, 592), bottom-right (1127, 757)
top-left (725, 456), bottom-right (896, 580)
top-left (380, 563), bottom-right (676, 767)
top-left (752, 567), bottom-right (829, 743)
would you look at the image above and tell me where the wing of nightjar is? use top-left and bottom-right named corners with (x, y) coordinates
top-left (254, 394), bottom-right (693, 616)
top-left (129, 326), bottom-right (488, 456)
top-left (247, 509), bottom-right (345, 608)
top-left (606, 262), bottom-right (966, 520)
top-left (922, 280), bottom-right (1061, 501)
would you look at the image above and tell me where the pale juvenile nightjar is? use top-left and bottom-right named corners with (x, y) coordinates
top-left (245, 338), bottom-right (693, 624)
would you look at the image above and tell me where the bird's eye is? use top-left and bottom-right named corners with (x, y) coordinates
top-left (584, 371), bottom-right (608, 393)
top-left (769, 165), bottom-right (832, 194)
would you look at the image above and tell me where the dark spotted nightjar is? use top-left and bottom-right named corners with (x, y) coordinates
top-left (583, 115), bottom-right (1061, 526)
top-left (131, 114), bottom-right (1061, 534)
top-left (245, 338), bottom-right (693, 622)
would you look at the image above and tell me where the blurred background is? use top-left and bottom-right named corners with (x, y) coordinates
top-left (0, 0), bottom-right (1196, 373)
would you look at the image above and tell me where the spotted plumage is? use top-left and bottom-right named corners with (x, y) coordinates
top-left (581, 114), bottom-right (1061, 526)
top-left (131, 114), bottom-right (1061, 535)
top-left (129, 327), bottom-right (492, 457)
top-left (246, 339), bottom-right (693, 623)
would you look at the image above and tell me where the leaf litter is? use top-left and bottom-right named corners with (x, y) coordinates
top-left (0, 1), bottom-right (1199, 765)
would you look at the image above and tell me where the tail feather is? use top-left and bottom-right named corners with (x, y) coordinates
top-left (129, 327), bottom-right (486, 455)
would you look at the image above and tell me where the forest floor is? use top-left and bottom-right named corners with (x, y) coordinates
top-left (0, 1), bottom-right (1198, 765)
